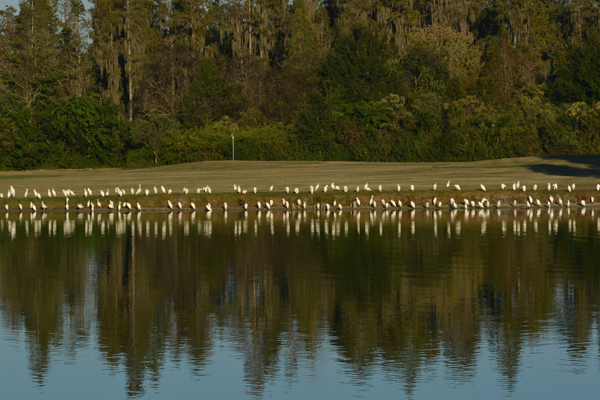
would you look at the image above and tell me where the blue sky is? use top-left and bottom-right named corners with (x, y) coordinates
top-left (3, 0), bottom-right (21, 10)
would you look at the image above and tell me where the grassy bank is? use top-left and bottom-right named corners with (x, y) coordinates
top-left (0, 156), bottom-right (599, 211)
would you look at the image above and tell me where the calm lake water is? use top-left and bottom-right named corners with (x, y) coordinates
top-left (1, 208), bottom-right (600, 399)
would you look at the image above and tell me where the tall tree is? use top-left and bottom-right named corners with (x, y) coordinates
top-left (0, 0), bottom-right (63, 110)
top-left (90, 0), bottom-right (148, 120)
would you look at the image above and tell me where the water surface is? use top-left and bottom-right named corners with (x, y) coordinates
top-left (1, 209), bottom-right (600, 399)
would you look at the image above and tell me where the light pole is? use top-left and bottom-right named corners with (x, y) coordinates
top-left (571, 120), bottom-right (575, 156)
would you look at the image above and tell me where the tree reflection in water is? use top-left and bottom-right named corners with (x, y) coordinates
top-left (0, 208), bottom-right (599, 398)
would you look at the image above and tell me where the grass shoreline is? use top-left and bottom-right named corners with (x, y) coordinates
top-left (3, 189), bottom-right (599, 212)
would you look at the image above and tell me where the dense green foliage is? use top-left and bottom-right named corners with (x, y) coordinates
top-left (1, 0), bottom-right (600, 169)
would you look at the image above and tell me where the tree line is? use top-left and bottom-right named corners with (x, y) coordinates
top-left (1, 0), bottom-right (600, 169)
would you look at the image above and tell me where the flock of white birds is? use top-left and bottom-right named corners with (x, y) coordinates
top-left (2, 181), bottom-right (600, 213)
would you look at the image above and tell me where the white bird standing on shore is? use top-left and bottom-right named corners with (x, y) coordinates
top-left (480, 184), bottom-right (486, 191)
